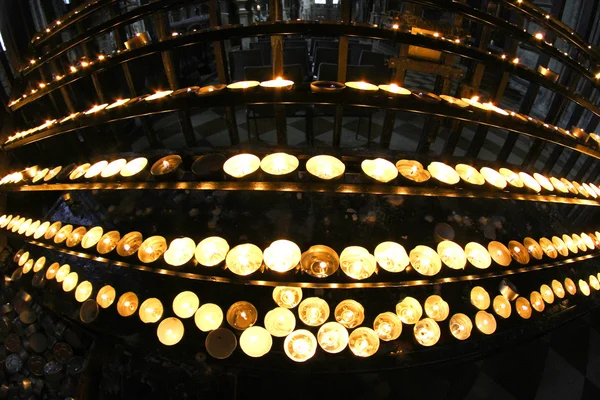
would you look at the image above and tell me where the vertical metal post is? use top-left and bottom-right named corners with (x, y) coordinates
top-left (269, 0), bottom-right (286, 144)
top-left (154, 12), bottom-right (197, 147)
top-left (76, 23), bottom-right (106, 104)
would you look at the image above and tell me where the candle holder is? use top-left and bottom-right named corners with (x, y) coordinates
top-left (589, 275), bottom-right (600, 291)
top-left (305, 155), bottom-right (345, 181)
top-left (349, 327), bottom-right (380, 357)
top-left (226, 301), bottom-right (258, 330)
top-left (22, 259), bottom-right (34, 274)
top-left (172, 86), bottom-right (200, 97)
top-left (62, 271), bottom-right (78, 292)
top-left (310, 81), bottom-right (345, 93)
top-left (461, 96), bottom-right (491, 111)
top-left (226, 81), bottom-right (260, 91)
top-left (493, 295), bottom-right (511, 319)
top-left (480, 167), bottom-right (508, 189)
top-left (172, 291), bottom-right (199, 319)
top-left (579, 280), bottom-right (591, 296)
top-left (79, 300), bottom-right (99, 324)
top-left (117, 292), bottom-right (138, 317)
top-left (424, 295), bottom-right (449, 321)
top-left (374, 241), bottom-right (409, 272)
top-left (552, 236), bottom-right (569, 256)
top-left (573, 233), bottom-right (587, 251)
top-left (83, 160), bottom-right (108, 181)
top-left (25, 220), bottom-right (41, 237)
top-left (74, 281), bottom-right (93, 302)
top-left (465, 242), bottom-right (492, 269)
top-left (138, 236), bottom-right (167, 263)
top-left (69, 163), bottom-right (91, 181)
top-left (225, 244), bottom-right (263, 276)
top-left (44, 166), bottom-right (63, 183)
top-left (56, 264), bottom-right (70, 282)
top-left (259, 153), bottom-right (299, 180)
top-left (530, 291), bottom-right (545, 311)
top-left (497, 278), bottom-right (519, 301)
top-left (475, 311), bottom-right (496, 335)
top-left (33, 256), bottom-right (46, 273)
top-left (150, 155), bottom-right (184, 181)
top-left (519, 172), bottom-right (542, 193)
top-left (583, 183), bottom-right (598, 199)
top-left (564, 277), bottom-right (577, 295)
top-left (572, 181), bottom-right (590, 198)
top-left (456, 164), bottom-right (485, 185)
top-left (81, 226), bottom-right (103, 250)
top-left (264, 240), bottom-right (301, 273)
top-left (300, 245), bottom-right (339, 277)
top-left (515, 297), bottom-right (532, 319)
top-left (32, 271), bottom-right (46, 289)
top-left (223, 154), bottom-right (261, 180)
top-left (537, 237), bottom-right (557, 258)
top-left (195, 236), bottom-right (229, 267)
top-left (570, 126), bottom-right (589, 141)
top-left (17, 219), bottom-right (32, 235)
top-left (427, 162), bottom-right (460, 185)
top-left (440, 95), bottom-right (469, 108)
top-left (334, 299), bottom-right (365, 328)
top-left (164, 237), bottom-right (196, 267)
top-left (264, 308), bottom-right (296, 337)
top-left (413, 318), bottom-right (441, 347)
top-left (191, 154), bottom-right (227, 181)
top-left (105, 98), bottom-right (130, 110)
top-left (433, 222), bottom-right (455, 242)
top-left (259, 77), bottom-right (294, 90)
top-left (284, 329), bottom-right (317, 362)
top-left (96, 285), bottom-right (116, 308)
top-left (538, 65), bottom-right (559, 82)
top-left (45, 262), bottom-right (59, 280)
top-left (409, 245), bottom-right (442, 276)
top-left (373, 312), bottom-right (402, 341)
top-left (298, 297), bottom-right (329, 326)
top-left (437, 240), bottom-right (466, 270)
top-left (470, 286), bottom-right (490, 310)
top-left (54, 224), bottom-right (73, 244)
top-left (395, 160), bottom-right (431, 183)
top-left (523, 237), bottom-right (543, 260)
top-left (488, 241), bottom-right (512, 266)
top-left (395, 297), bottom-right (422, 324)
top-left (560, 178), bottom-right (579, 195)
top-left (361, 158), bottom-right (398, 183)
top-left (561, 234), bottom-right (578, 254)
top-left (340, 246), bottom-right (377, 280)
top-left (273, 286), bottom-right (303, 309)
top-left (196, 84), bottom-right (226, 96)
top-left (551, 280), bottom-right (565, 299)
top-left (116, 231), bottom-right (143, 257)
top-left (240, 326), bottom-right (272, 358)
top-left (100, 159), bottom-right (127, 179)
top-left (157, 318), bottom-right (184, 346)
top-left (97, 231), bottom-right (120, 254)
top-left (145, 90), bottom-right (173, 101)
top-left (120, 157), bottom-right (149, 181)
top-left (540, 284), bottom-right (554, 303)
top-left (55, 164), bottom-right (76, 182)
top-left (581, 233), bottom-right (595, 249)
top-left (378, 84), bottom-right (411, 96)
top-left (317, 322), bottom-right (349, 353)
top-left (414, 91), bottom-right (441, 103)
top-left (508, 240), bottom-right (530, 264)
top-left (345, 81), bottom-right (379, 92)
top-left (533, 173), bottom-right (554, 192)
top-left (549, 177), bottom-right (569, 194)
top-left (125, 32), bottom-right (151, 50)
top-left (66, 226), bottom-right (86, 247)
top-left (31, 168), bottom-right (49, 184)
top-left (449, 313), bottom-right (472, 340)
top-left (205, 328), bottom-right (238, 359)
top-left (194, 303), bottom-right (223, 332)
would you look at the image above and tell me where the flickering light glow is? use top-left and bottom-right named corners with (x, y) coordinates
top-left (223, 154), bottom-right (261, 178)
top-left (264, 240), bottom-right (301, 272)
top-left (260, 153), bottom-right (299, 176)
top-left (117, 292), bottom-right (139, 317)
top-left (300, 245), bottom-right (339, 278)
top-left (373, 312), bottom-right (402, 341)
top-left (97, 285), bottom-right (116, 308)
top-left (240, 326), bottom-right (272, 357)
top-left (75, 281), bottom-right (93, 302)
top-left (334, 299), bottom-right (365, 329)
top-left (139, 298), bottom-right (163, 323)
top-left (317, 321), bottom-right (349, 353)
top-left (164, 237), bottom-right (196, 267)
top-left (157, 317), bottom-right (184, 346)
top-left (493, 295), bottom-right (511, 319)
top-left (530, 291), bottom-right (545, 312)
top-left (361, 158), bottom-right (398, 183)
top-left (475, 311), bottom-right (496, 335)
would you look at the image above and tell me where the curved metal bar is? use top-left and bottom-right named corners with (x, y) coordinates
top-left (10, 22), bottom-right (599, 119)
top-left (29, 0), bottom-right (118, 49)
top-left (23, 238), bottom-right (600, 289)
top-left (5, 86), bottom-right (600, 164)
top-left (3, 180), bottom-right (600, 208)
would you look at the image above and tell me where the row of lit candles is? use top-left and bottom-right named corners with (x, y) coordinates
top-left (3, 212), bottom-right (599, 278)
top-left (30, 0), bottom-right (99, 43)
top-left (12, 246), bottom-right (599, 359)
top-left (3, 154), bottom-right (600, 202)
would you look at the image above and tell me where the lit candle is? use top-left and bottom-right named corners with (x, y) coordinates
top-left (172, 291), bottom-right (199, 319)
top-left (340, 246), bottom-right (377, 280)
top-left (300, 245), bottom-right (340, 278)
top-left (284, 329), bottom-right (317, 362)
top-left (519, 172), bottom-right (542, 192)
top-left (117, 231), bottom-right (143, 256)
top-left (589, 275), bottom-right (600, 290)
top-left (197, 84), bottom-right (226, 95)
top-left (298, 297), bottom-right (329, 326)
top-left (480, 167), bottom-right (508, 189)
top-left (164, 237), bottom-right (196, 267)
top-left (75, 281), bottom-right (93, 302)
top-left (361, 158), bottom-right (398, 183)
top-left (138, 236), bottom-right (167, 263)
top-left (150, 155), bottom-right (182, 178)
top-left (492, 295), bottom-right (511, 319)
top-left (144, 90), bottom-right (173, 101)
top-left (470, 286), bottom-right (490, 310)
top-left (427, 162), bottom-right (460, 184)
top-left (488, 241), bottom-right (511, 266)
top-left (552, 236), bottom-right (569, 256)
top-left (449, 313), bottom-right (472, 340)
top-left (572, 181), bottom-right (590, 198)
top-left (395, 297), bottom-right (422, 324)
top-left (374, 241), bottom-right (410, 272)
top-left (240, 326), bottom-right (272, 357)
top-left (195, 236), bottom-right (229, 267)
top-left (475, 311), bottom-right (496, 335)
top-left (22, 259), bottom-right (34, 274)
top-left (540, 284), bottom-right (554, 304)
top-left (120, 157), bottom-right (148, 178)
top-left (62, 272), bottom-right (78, 292)
top-left (317, 321), bottom-right (349, 353)
top-left (579, 280), bottom-right (591, 296)
top-left (69, 164), bottom-right (91, 181)
top-left (157, 317), bottom-right (184, 346)
top-left (345, 81), bottom-right (378, 91)
top-left (424, 295), bottom-right (449, 321)
top-left (373, 312), bottom-right (402, 341)
top-left (106, 98), bottom-right (130, 110)
top-left (533, 173), bottom-right (554, 192)
top-left (223, 154), bottom-right (260, 179)
top-left (437, 240), bottom-right (467, 270)
top-left (395, 160), bottom-right (431, 182)
top-left (97, 231), bottom-right (120, 254)
top-left (226, 301), bottom-right (258, 330)
top-left (413, 318), bottom-right (441, 346)
top-left (264, 307), bottom-right (296, 337)
top-left (194, 303), bottom-right (223, 332)
top-left (45, 262), bottom-right (60, 280)
top-left (509, 240), bottom-right (530, 264)
top-left (409, 245), bottom-right (442, 276)
top-left (225, 243), bottom-right (263, 276)
top-left (572, 233), bottom-right (586, 252)
top-left (378, 83), bottom-right (411, 96)
top-left (349, 327), bottom-right (380, 357)
top-left (260, 153), bottom-right (299, 176)
top-left (581, 233), bottom-right (595, 249)
top-left (259, 76), bottom-right (294, 89)
top-left (139, 298), bottom-right (163, 323)
top-left (117, 292), bottom-right (139, 317)
top-left (461, 96), bottom-right (492, 111)
top-left (564, 278), bottom-right (577, 295)
top-left (465, 242), bottom-right (492, 269)
top-left (227, 81), bottom-right (260, 90)
top-left (440, 95), bottom-right (469, 108)
top-left (33, 256), bottom-right (46, 273)
top-left (263, 240), bottom-right (301, 272)
top-left (84, 104), bottom-right (108, 115)
top-left (272, 286), bottom-right (303, 309)
top-left (306, 155), bottom-right (345, 180)
top-left (549, 177), bottom-right (568, 193)
top-left (97, 285), bottom-right (116, 308)
top-left (54, 225), bottom-right (73, 244)
top-left (583, 183), bottom-right (598, 199)
top-left (523, 237), bottom-right (543, 260)
top-left (334, 300), bottom-right (364, 329)
top-left (44, 166), bottom-right (62, 183)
